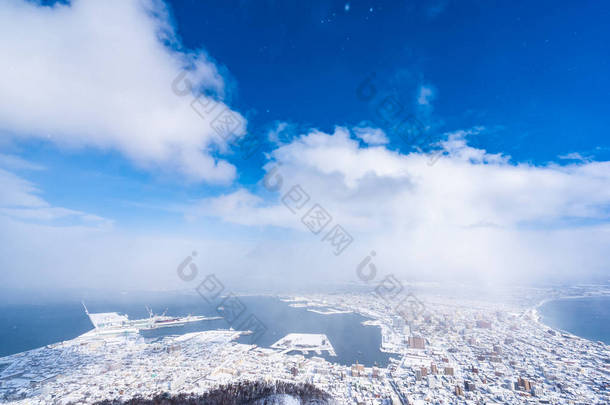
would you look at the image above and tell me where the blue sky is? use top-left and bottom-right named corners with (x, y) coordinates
top-left (0, 0), bottom-right (609, 291)
top-left (169, 0), bottom-right (609, 160)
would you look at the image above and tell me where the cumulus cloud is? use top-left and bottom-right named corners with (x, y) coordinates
top-left (190, 126), bottom-right (610, 284)
top-left (0, 0), bottom-right (245, 183)
top-left (2, 125), bottom-right (609, 290)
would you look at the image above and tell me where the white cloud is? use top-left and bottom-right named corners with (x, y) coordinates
top-left (353, 126), bottom-right (389, 145)
top-left (0, 153), bottom-right (45, 171)
top-left (268, 127), bottom-right (407, 189)
top-left (0, 0), bottom-right (245, 183)
top-left (190, 188), bottom-right (298, 229)
top-left (2, 127), bottom-right (609, 289)
top-left (558, 152), bottom-right (591, 162)
top-left (439, 127), bottom-right (507, 164)
top-left (0, 168), bottom-right (47, 208)
top-left (190, 127), bottom-right (610, 284)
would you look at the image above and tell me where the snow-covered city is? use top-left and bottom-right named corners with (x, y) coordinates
top-left (1, 286), bottom-right (608, 404)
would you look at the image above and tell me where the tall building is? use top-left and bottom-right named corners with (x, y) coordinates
top-left (518, 377), bottom-right (532, 391)
top-left (351, 362), bottom-right (364, 377)
top-left (408, 336), bottom-right (426, 349)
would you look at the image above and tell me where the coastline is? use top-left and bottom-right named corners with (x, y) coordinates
top-left (532, 294), bottom-right (610, 345)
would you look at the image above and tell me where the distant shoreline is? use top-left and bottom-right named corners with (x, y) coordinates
top-left (533, 295), bottom-right (610, 345)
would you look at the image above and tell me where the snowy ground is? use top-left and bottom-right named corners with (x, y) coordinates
top-left (270, 333), bottom-right (336, 356)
